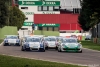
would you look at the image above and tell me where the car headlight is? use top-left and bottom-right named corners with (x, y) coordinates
top-left (4, 40), bottom-right (8, 43)
top-left (78, 44), bottom-right (82, 48)
top-left (62, 44), bottom-right (66, 47)
top-left (40, 44), bottom-right (44, 48)
top-left (16, 40), bottom-right (20, 43)
top-left (25, 44), bottom-right (29, 47)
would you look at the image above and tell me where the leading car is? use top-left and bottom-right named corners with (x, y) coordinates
top-left (58, 38), bottom-right (82, 53)
top-left (21, 36), bottom-right (45, 52)
top-left (3, 35), bottom-right (20, 46)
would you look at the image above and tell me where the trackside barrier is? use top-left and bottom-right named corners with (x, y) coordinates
top-left (65, 36), bottom-right (82, 40)
top-left (66, 36), bottom-right (70, 38)
top-left (77, 36), bottom-right (82, 40)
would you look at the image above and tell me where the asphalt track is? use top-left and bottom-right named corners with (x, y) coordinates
top-left (0, 44), bottom-right (100, 67)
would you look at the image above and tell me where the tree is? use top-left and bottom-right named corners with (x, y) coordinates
top-left (78, 0), bottom-right (100, 31)
top-left (9, 6), bottom-right (25, 30)
top-left (0, 1), bottom-right (8, 28)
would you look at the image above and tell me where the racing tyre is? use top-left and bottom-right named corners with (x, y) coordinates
top-left (45, 47), bottom-right (48, 50)
top-left (78, 50), bottom-right (82, 53)
top-left (4, 43), bottom-right (8, 46)
top-left (21, 46), bottom-right (25, 51)
top-left (4, 44), bottom-right (7, 46)
top-left (39, 48), bottom-right (45, 52)
top-left (58, 47), bottom-right (61, 52)
top-left (55, 47), bottom-right (58, 50)
top-left (16, 43), bottom-right (20, 46)
top-left (26, 48), bottom-right (30, 51)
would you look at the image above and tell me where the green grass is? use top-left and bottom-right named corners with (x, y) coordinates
top-left (34, 30), bottom-right (59, 36)
top-left (81, 41), bottom-right (100, 51)
top-left (0, 55), bottom-right (87, 67)
top-left (0, 26), bottom-right (17, 39)
top-left (0, 39), bottom-right (3, 43)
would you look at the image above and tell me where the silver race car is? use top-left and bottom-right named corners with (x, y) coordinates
top-left (21, 36), bottom-right (45, 52)
top-left (3, 35), bottom-right (20, 46)
top-left (43, 37), bottom-right (58, 50)
top-left (58, 38), bottom-right (82, 53)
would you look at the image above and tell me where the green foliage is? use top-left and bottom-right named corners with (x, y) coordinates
top-left (78, 0), bottom-right (100, 31)
top-left (0, 1), bottom-right (8, 28)
top-left (9, 6), bottom-right (25, 29)
top-left (81, 41), bottom-right (100, 51)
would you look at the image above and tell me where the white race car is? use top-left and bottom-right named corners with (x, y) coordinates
top-left (3, 35), bottom-right (20, 46)
top-left (43, 37), bottom-right (58, 50)
top-left (58, 38), bottom-right (82, 53)
top-left (21, 37), bottom-right (45, 52)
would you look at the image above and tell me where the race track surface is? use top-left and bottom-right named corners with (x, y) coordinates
top-left (0, 45), bottom-right (100, 67)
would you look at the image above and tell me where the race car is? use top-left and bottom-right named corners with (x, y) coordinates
top-left (21, 37), bottom-right (45, 52)
top-left (58, 38), bottom-right (82, 53)
top-left (56, 36), bottom-right (63, 43)
top-left (43, 37), bottom-right (58, 50)
top-left (3, 35), bottom-right (20, 46)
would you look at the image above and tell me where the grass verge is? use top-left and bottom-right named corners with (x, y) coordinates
top-left (0, 55), bottom-right (87, 67)
top-left (81, 41), bottom-right (100, 51)
top-left (0, 39), bottom-right (3, 43)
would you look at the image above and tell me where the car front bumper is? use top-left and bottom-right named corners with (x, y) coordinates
top-left (61, 47), bottom-right (82, 52)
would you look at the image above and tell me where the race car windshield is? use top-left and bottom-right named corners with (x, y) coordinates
top-left (45, 38), bottom-right (56, 41)
top-left (26, 38), bottom-right (40, 42)
top-left (57, 38), bottom-right (62, 41)
top-left (63, 39), bottom-right (77, 43)
top-left (6, 36), bottom-right (18, 39)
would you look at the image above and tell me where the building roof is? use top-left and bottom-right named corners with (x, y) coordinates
top-left (60, 0), bottom-right (81, 10)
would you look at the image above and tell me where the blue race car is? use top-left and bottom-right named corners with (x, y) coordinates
top-left (4, 35), bottom-right (20, 46)
top-left (21, 36), bottom-right (45, 52)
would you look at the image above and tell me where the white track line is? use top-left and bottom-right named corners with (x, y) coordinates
top-left (83, 48), bottom-right (100, 52)
top-left (0, 42), bottom-right (3, 46)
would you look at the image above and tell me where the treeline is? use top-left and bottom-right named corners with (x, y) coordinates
top-left (0, 0), bottom-right (25, 29)
top-left (78, 0), bottom-right (100, 31)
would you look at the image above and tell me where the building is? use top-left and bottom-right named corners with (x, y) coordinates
top-left (34, 14), bottom-right (81, 32)
top-left (34, 0), bottom-right (82, 32)
top-left (12, 0), bottom-right (82, 32)
top-left (18, 0), bottom-right (60, 31)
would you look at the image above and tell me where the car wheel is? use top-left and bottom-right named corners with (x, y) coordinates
top-left (21, 46), bottom-right (25, 51)
top-left (58, 47), bottom-right (61, 52)
top-left (4, 44), bottom-right (6, 46)
top-left (42, 49), bottom-right (45, 52)
top-left (78, 50), bottom-right (82, 53)
top-left (4, 43), bottom-right (8, 46)
top-left (45, 46), bottom-right (48, 50)
top-left (16, 43), bottom-right (20, 46)
top-left (26, 48), bottom-right (30, 51)
top-left (39, 48), bottom-right (45, 52)
top-left (55, 47), bottom-right (58, 50)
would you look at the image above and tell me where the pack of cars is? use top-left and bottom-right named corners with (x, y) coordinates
top-left (3, 35), bottom-right (83, 53)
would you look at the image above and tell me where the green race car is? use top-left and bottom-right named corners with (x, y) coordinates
top-left (58, 38), bottom-right (82, 53)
